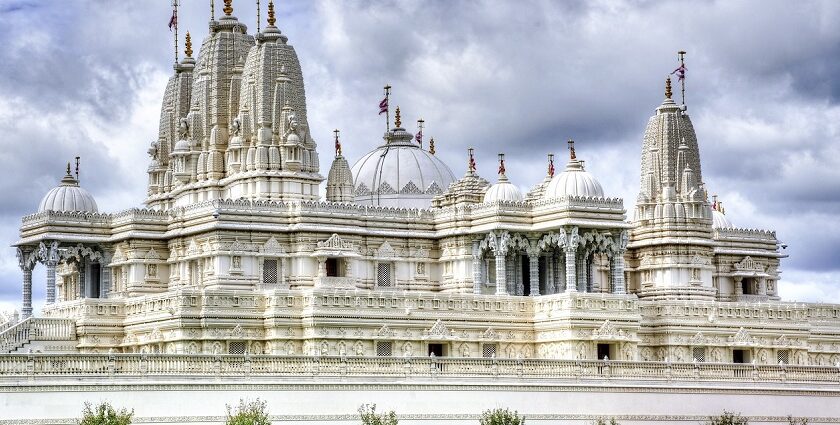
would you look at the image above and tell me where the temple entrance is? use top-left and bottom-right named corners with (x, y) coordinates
top-left (428, 343), bottom-right (446, 357)
top-left (733, 349), bottom-right (750, 363)
top-left (597, 343), bottom-right (615, 360)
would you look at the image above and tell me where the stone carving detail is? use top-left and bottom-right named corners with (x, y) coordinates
top-left (592, 320), bottom-right (625, 339)
top-left (734, 256), bottom-right (765, 272)
top-left (145, 248), bottom-right (161, 261)
top-left (376, 241), bottom-right (398, 259)
top-left (730, 327), bottom-right (754, 345)
top-left (261, 237), bottom-right (286, 255)
top-left (318, 234), bottom-right (354, 250)
top-left (376, 324), bottom-right (395, 338)
top-left (482, 327), bottom-right (499, 340)
top-left (425, 319), bottom-right (452, 338)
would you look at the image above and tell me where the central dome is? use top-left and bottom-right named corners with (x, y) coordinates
top-left (351, 126), bottom-right (455, 209)
top-left (544, 152), bottom-right (604, 199)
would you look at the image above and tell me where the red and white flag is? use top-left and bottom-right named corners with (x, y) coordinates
top-left (378, 97), bottom-right (388, 115)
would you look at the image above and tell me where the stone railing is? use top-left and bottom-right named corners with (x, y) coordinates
top-left (0, 354), bottom-right (838, 385)
top-left (0, 318), bottom-right (76, 353)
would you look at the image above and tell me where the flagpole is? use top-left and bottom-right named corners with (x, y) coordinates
top-left (173, 0), bottom-right (179, 64)
top-left (678, 50), bottom-right (686, 105)
top-left (384, 85), bottom-right (392, 131)
top-left (257, 0), bottom-right (261, 33)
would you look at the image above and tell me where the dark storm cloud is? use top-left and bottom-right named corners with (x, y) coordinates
top-left (0, 0), bottom-right (839, 309)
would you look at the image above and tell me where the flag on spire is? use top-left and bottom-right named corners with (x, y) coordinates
top-left (378, 97), bottom-right (388, 115)
top-left (548, 154), bottom-right (555, 177)
top-left (415, 129), bottom-right (422, 145)
top-left (671, 63), bottom-right (686, 81)
top-left (168, 8), bottom-right (177, 31)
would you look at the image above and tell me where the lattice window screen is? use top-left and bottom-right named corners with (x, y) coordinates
top-left (377, 263), bottom-right (393, 287)
top-left (777, 349), bottom-right (790, 365)
top-left (693, 347), bottom-right (706, 362)
top-left (376, 341), bottom-right (393, 357)
top-left (229, 341), bottom-right (247, 355)
top-left (263, 259), bottom-right (278, 284)
top-left (482, 343), bottom-right (498, 358)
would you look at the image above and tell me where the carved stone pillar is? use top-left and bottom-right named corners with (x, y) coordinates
top-left (611, 253), bottom-right (626, 294)
top-left (507, 256), bottom-right (516, 295)
top-left (22, 266), bottom-right (33, 319)
top-left (565, 249), bottom-right (577, 293)
top-left (759, 278), bottom-right (767, 296)
top-left (45, 261), bottom-right (57, 304)
top-left (734, 276), bottom-right (743, 297)
top-left (557, 255), bottom-right (565, 293)
top-left (495, 252), bottom-right (507, 295)
top-left (100, 250), bottom-right (112, 299)
top-left (472, 242), bottom-right (482, 294)
top-left (528, 254), bottom-right (539, 296)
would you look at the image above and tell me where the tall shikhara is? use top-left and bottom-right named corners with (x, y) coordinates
top-left (627, 77), bottom-right (716, 300)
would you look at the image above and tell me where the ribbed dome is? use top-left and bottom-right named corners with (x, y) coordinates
top-left (484, 175), bottom-right (523, 203)
top-left (38, 169), bottom-right (98, 213)
top-left (712, 209), bottom-right (733, 229)
top-left (351, 126), bottom-right (455, 209)
top-left (544, 157), bottom-right (604, 199)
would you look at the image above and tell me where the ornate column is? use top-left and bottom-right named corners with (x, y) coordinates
top-left (734, 276), bottom-right (743, 297)
top-left (557, 255), bottom-right (565, 293)
top-left (44, 242), bottom-right (59, 304)
top-left (472, 241), bottom-right (482, 294)
top-left (610, 255), bottom-right (626, 294)
top-left (528, 253), bottom-right (539, 296)
top-left (495, 252), bottom-right (507, 295)
top-left (100, 250), bottom-right (112, 299)
top-left (507, 256), bottom-right (516, 294)
top-left (759, 278), bottom-right (767, 296)
top-left (565, 227), bottom-right (579, 293)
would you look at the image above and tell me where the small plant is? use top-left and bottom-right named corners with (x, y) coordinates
top-left (226, 399), bottom-right (271, 425)
top-left (358, 404), bottom-right (398, 425)
top-left (787, 416), bottom-right (808, 425)
top-left (479, 408), bottom-right (525, 425)
top-left (593, 418), bottom-right (620, 425)
top-left (706, 411), bottom-right (748, 425)
top-left (78, 401), bottom-right (133, 425)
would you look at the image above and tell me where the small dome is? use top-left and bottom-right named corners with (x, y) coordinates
top-left (544, 156), bottom-right (604, 199)
top-left (484, 175), bottom-right (523, 203)
top-left (38, 168), bottom-right (98, 213)
top-left (351, 126), bottom-right (455, 209)
top-left (173, 139), bottom-right (191, 152)
top-left (712, 209), bottom-right (733, 229)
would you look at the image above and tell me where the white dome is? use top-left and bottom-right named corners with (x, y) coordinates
top-left (38, 171), bottom-right (98, 213)
top-left (712, 209), bottom-right (733, 229)
top-left (173, 139), bottom-right (191, 152)
top-left (544, 158), bottom-right (604, 199)
top-left (351, 128), bottom-right (455, 209)
top-left (484, 175), bottom-right (523, 203)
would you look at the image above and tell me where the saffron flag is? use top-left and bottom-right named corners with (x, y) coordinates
top-left (671, 64), bottom-right (686, 81)
top-left (379, 98), bottom-right (388, 115)
top-left (168, 10), bottom-right (177, 31)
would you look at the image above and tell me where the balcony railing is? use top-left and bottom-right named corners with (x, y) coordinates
top-left (0, 354), bottom-right (837, 385)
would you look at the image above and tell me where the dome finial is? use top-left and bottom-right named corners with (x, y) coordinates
top-left (712, 194), bottom-right (718, 211)
top-left (394, 106), bottom-right (401, 128)
top-left (567, 139), bottom-right (576, 160)
top-left (498, 153), bottom-right (506, 176)
top-left (468, 147), bottom-right (476, 174)
top-left (65, 162), bottom-right (71, 176)
top-left (665, 76), bottom-right (673, 99)
top-left (333, 129), bottom-right (342, 156)
top-left (223, 0), bottom-right (233, 16)
top-left (185, 32), bottom-right (193, 57)
top-left (429, 137), bottom-right (435, 155)
top-left (547, 153), bottom-right (555, 177)
top-left (267, 0), bottom-right (276, 26)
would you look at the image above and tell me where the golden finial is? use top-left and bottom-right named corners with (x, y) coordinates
top-left (185, 32), bottom-right (193, 57)
top-left (394, 106), bottom-right (401, 128)
top-left (429, 137), bottom-right (435, 155)
top-left (665, 76), bottom-right (672, 99)
top-left (223, 0), bottom-right (233, 16)
top-left (267, 0), bottom-right (276, 26)
top-left (567, 139), bottom-right (576, 160)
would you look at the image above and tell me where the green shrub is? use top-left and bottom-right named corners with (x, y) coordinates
top-left (78, 402), bottom-right (133, 425)
top-left (707, 411), bottom-right (748, 425)
top-left (358, 404), bottom-right (398, 425)
top-left (226, 399), bottom-right (271, 425)
top-left (479, 408), bottom-right (525, 425)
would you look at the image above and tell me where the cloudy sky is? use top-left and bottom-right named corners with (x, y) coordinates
top-left (0, 0), bottom-right (838, 313)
